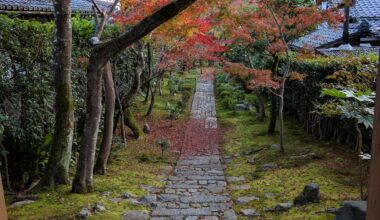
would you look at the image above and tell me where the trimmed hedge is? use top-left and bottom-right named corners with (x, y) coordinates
top-left (286, 55), bottom-right (378, 151)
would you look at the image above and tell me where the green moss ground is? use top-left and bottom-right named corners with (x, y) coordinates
top-left (217, 101), bottom-right (365, 220)
top-left (6, 71), bottom-right (197, 220)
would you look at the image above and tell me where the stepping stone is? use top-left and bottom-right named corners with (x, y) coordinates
top-left (264, 193), bottom-right (276, 199)
top-left (231, 184), bottom-right (251, 190)
top-left (260, 163), bottom-right (278, 171)
top-left (122, 210), bottom-right (150, 220)
top-left (93, 203), bottom-right (106, 212)
top-left (126, 198), bottom-right (141, 205)
top-left (226, 176), bottom-right (245, 182)
top-left (240, 209), bottom-right (260, 217)
top-left (110, 198), bottom-right (123, 203)
top-left (247, 158), bottom-right (255, 165)
top-left (8, 200), bottom-right (35, 209)
top-left (180, 195), bottom-right (230, 203)
top-left (139, 194), bottom-right (157, 204)
top-left (152, 208), bottom-right (212, 216)
top-left (223, 210), bottom-right (238, 220)
top-left (274, 203), bottom-right (293, 212)
top-left (236, 196), bottom-right (260, 205)
top-left (77, 208), bottom-right (91, 219)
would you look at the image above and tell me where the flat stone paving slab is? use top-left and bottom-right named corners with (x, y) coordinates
top-left (150, 76), bottom-right (236, 219)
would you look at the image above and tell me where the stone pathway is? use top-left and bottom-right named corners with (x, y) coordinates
top-left (151, 75), bottom-right (237, 220)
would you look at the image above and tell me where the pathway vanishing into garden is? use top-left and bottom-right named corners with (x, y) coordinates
top-left (151, 75), bottom-right (237, 220)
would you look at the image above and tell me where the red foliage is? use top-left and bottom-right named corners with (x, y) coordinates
top-left (223, 61), bottom-right (280, 89)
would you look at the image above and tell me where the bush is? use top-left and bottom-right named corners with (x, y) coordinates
top-left (286, 54), bottom-right (378, 150)
top-left (168, 75), bottom-right (182, 95)
top-left (155, 139), bottom-right (170, 158)
top-left (215, 76), bottom-right (247, 110)
top-left (166, 102), bottom-right (182, 120)
top-left (0, 15), bottom-right (121, 190)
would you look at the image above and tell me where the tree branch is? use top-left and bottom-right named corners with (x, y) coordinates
top-left (91, 0), bottom-right (104, 15)
top-left (94, 0), bottom-right (197, 68)
top-left (107, 0), bottom-right (120, 16)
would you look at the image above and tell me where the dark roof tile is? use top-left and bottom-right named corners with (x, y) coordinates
top-left (292, 0), bottom-right (380, 49)
top-left (0, 0), bottom-right (111, 14)
top-left (351, 0), bottom-right (380, 19)
top-left (291, 23), bottom-right (359, 49)
top-left (317, 46), bottom-right (380, 56)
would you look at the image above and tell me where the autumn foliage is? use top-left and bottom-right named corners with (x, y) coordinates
top-left (114, 0), bottom-right (341, 89)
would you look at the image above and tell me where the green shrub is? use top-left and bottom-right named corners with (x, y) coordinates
top-left (166, 102), bottom-right (182, 120)
top-left (168, 75), bottom-right (182, 95)
top-left (155, 139), bottom-right (170, 158)
top-left (286, 54), bottom-right (378, 150)
top-left (0, 15), bottom-right (122, 190)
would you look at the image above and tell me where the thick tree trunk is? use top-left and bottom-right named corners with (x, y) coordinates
top-left (367, 52), bottom-right (380, 219)
top-left (43, 0), bottom-right (74, 187)
top-left (72, 62), bottom-right (103, 193)
top-left (94, 62), bottom-right (115, 175)
top-left (72, 0), bottom-right (197, 193)
top-left (0, 174), bottom-right (7, 220)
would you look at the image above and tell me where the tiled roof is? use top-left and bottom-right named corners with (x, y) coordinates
top-left (292, 0), bottom-right (380, 50)
top-left (351, 0), bottom-right (380, 19)
top-left (317, 46), bottom-right (380, 56)
top-left (291, 23), bottom-right (360, 49)
top-left (0, 0), bottom-right (111, 14)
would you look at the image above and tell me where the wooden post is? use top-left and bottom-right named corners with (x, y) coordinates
top-left (0, 174), bottom-right (7, 220)
top-left (367, 51), bottom-right (380, 219)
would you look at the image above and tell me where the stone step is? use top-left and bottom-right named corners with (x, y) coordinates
top-left (152, 208), bottom-right (213, 216)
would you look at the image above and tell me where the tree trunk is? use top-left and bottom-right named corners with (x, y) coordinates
top-left (3, 150), bottom-right (11, 191)
top-left (248, 55), bottom-right (266, 120)
top-left (72, 0), bottom-right (197, 193)
top-left (343, 5), bottom-right (350, 44)
top-left (122, 44), bottom-right (144, 138)
top-left (113, 109), bottom-right (120, 134)
top-left (146, 84), bottom-right (156, 116)
top-left (255, 89), bottom-right (266, 119)
top-left (355, 121), bottom-right (365, 200)
top-left (72, 62), bottom-right (103, 193)
top-left (124, 107), bottom-right (143, 139)
top-left (268, 94), bottom-right (277, 134)
top-left (268, 55), bottom-right (279, 134)
top-left (43, 0), bottom-right (74, 187)
top-left (0, 173), bottom-right (7, 220)
top-left (94, 62), bottom-right (115, 175)
top-left (367, 52), bottom-right (380, 219)
top-left (159, 79), bottom-right (163, 96)
top-left (144, 85), bottom-right (150, 103)
top-left (115, 89), bottom-right (127, 148)
top-left (279, 82), bottom-right (286, 154)
top-left (144, 43), bottom-right (153, 104)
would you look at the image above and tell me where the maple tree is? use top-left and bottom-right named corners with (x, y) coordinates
top-left (220, 0), bottom-right (341, 153)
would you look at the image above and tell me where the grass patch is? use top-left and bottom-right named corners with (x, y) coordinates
top-left (217, 100), bottom-right (364, 220)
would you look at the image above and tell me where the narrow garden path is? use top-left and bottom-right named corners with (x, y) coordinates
top-left (151, 75), bottom-right (237, 220)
